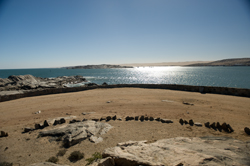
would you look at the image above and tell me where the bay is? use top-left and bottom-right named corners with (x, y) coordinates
top-left (0, 66), bottom-right (250, 89)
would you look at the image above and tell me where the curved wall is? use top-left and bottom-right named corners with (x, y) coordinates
top-left (0, 84), bottom-right (250, 102)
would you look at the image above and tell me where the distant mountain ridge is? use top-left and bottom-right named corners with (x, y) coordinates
top-left (64, 64), bottom-right (133, 69)
top-left (188, 58), bottom-right (250, 66)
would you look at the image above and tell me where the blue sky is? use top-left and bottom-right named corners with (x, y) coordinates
top-left (0, 0), bottom-right (250, 69)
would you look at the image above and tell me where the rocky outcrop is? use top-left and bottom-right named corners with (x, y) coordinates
top-left (90, 136), bottom-right (250, 166)
top-left (29, 162), bottom-right (69, 166)
top-left (0, 75), bottom-right (86, 91)
top-left (39, 121), bottom-right (112, 147)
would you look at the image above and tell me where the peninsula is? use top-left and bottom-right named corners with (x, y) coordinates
top-left (64, 64), bottom-right (133, 69)
top-left (187, 58), bottom-right (250, 66)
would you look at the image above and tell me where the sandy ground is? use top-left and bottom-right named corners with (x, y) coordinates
top-left (118, 61), bottom-right (212, 67)
top-left (0, 88), bottom-right (250, 166)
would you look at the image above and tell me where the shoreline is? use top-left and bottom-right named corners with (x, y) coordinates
top-left (1, 84), bottom-right (250, 102)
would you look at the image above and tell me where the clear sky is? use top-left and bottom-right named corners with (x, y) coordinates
top-left (0, 0), bottom-right (250, 69)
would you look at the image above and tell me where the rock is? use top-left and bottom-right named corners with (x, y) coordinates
top-left (244, 127), bottom-right (250, 135)
top-left (227, 124), bottom-right (234, 133)
top-left (221, 123), bottom-right (229, 132)
top-left (69, 119), bottom-right (81, 124)
top-left (216, 122), bottom-right (222, 131)
top-left (35, 110), bottom-right (41, 114)
top-left (100, 117), bottom-right (106, 121)
top-left (35, 123), bottom-right (43, 129)
top-left (89, 136), bottom-right (104, 143)
top-left (189, 119), bottom-right (194, 126)
top-left (112, 115), bottom-right (117, 120)
top-left (102, 82), bottom-right (108, 86)
top-left (107, 101), bottom-right (111, 103)
top-left (82, 118), bottom-right (88, 122)
top-left (117, 118), bottom-right (122, 121)
top-left (139, 116), bottom-right (144, 122)
top-left (39, 121), bottom-right (113, 147)
top-left (106, 116), bottom-right (112, 122)
top-left (29, 162), bottom-right (69, 166)
top-left (101, 136), bottom-right (250, 166)
top-left (0, 131), bottom-right (8, 137)
top-left (125, 116), bottom-right (134, 121)
top-left (183, 102), bottom-right (194, 106)
top-left (161, 119), bottom-right (173, 123)
top-left (88, 157), bottom-right (115, 166)
top-left (210, 122), bottom-right (216, 130)
top-left (60, 118), bottom-right (66, 124)
top-left (179, 119), bottom-right (184, 125)
top-left (53, 120), bottom-right (60, 125)
top-left (144, 117), bottom-right (149, 121)
top-left (135, 116), bottom-right (139, 121)
top-left (204, 122), bottom-right (210, 128)
top-left (92, 118), bottom-right (99, 122)
top-left (24, 127), bottom-right (33, 133)
top-left (0, 75), bottom-right (87, 91)
top-left (149, 117), bottom-right (154, 121)
top-left (82, 112), bottom-right (95, 115)
top-left (155, 117), bottom-right (161, 121)
top-left (183, 120), bottom-right (188, 124)
top-left (194, 123), bottom-right (202, 127)
top-left (43, 120), bottom-right (49, 127)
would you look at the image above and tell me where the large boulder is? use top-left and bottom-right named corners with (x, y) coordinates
top-left (99, 137), bottom-right (250, 166)
top-left (39, 121), bottom-right (112, 147)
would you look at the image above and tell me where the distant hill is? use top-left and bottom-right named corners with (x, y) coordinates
top-left (64, 64), bottom-right (133, 69)
top-left (188, 58), bottom-right (250, 66)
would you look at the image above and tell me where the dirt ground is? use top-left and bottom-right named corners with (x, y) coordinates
top-left (0, 88), bottom-right (250, 166)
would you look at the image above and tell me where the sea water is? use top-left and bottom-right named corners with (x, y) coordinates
top-left (0, 66), bottom-right (250, 89)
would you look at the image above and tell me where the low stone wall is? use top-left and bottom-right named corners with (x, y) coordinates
top-left (0, 84), bottom-right (250, 102)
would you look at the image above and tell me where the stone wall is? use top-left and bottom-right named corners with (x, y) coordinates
top-left (0, 84), bottom-right (250, 102)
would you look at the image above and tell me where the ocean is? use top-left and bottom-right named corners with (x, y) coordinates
top-left (0, 66), bottom-right (250, 89)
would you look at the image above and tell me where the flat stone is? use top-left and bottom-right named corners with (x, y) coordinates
top-left (194, 123), bottom-right (202, 127)
top-left (39, 121), bottom-right (112, 147)
top-left (89, 136), bottom-right (103, 143)
top-left (29, 162), bottom-right (69, 166)
top-left (82, 112), bottom-right (95, 115)
top-left (100, 137), bottom-right (250, 166)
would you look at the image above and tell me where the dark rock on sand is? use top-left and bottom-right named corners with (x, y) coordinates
top-left (244, 127), bottom-right (250, 135)
top-left (227, 124), bottom-right (234, 133)
top-left (43, 120), bottom-right (49, 127)
top-left (179, 119), bottom-right (184, 125)
top-left (204, 122), bottom-right (210, 128)
top-left (100, 117), bottom-right (106, 121)
top-left (210, 122), bottom-right (216, 130)
top-left (60, 118), bottom-right (66, 124)
top-left (139, 116), bottom-right (145, 122)
top-left (53, 120), bottom-right (60, 125)
top-left (216, 122), bottom-right (222, 131)
top-left (183, 120), bottom-right (188, 124)
top-left (24, 127), bottom-right (34, 133)
top-left (135, 116), bottom-right (139, 121)
top-left (189, 119), bottom-right (194, 126)
top-left (106, 116), bottom-right (112, 122)
top-left (0, 131), bottom-right (8, 137)
top-left (144, 116), bottom-right (149, 121)
top-left (149, 117), bottom-right (154, 121)
top-left (112, 115), bottom-right (117, 120)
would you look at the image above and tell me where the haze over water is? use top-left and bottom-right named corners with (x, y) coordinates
top-left (0, 67), bottom-right (250, 89)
